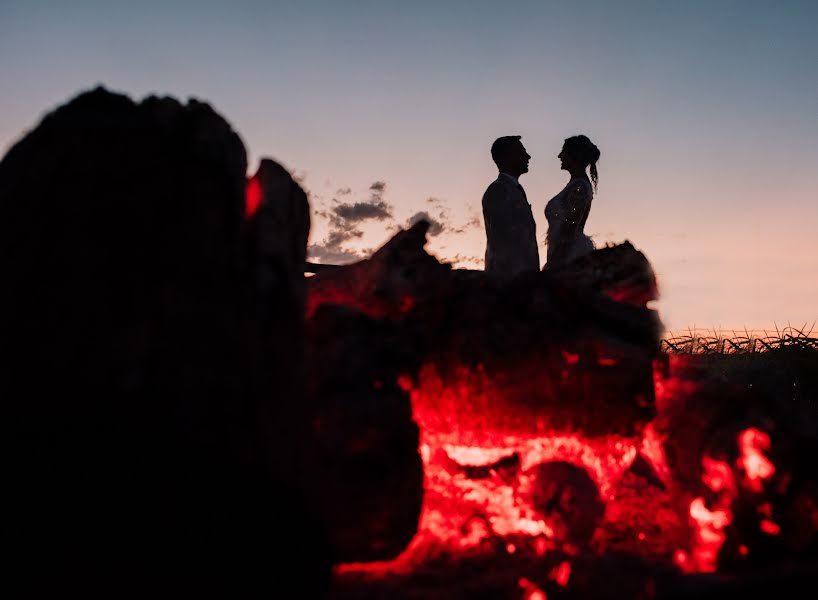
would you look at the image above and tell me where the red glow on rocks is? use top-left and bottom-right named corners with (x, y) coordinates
top-left (690, 497), bottom-right (731, 530)
top-left (307, 240), bottom-right (818, 596)
top-left (399, 294), bottom-right (415, 313)
top-left (640, 423), bottom-right (671, 486)
top-left (760, 519), bottom-right (781, 535)
top-left (347, 362), bottom-right (649, 571)
top-left (334, 349), bottom-right (798, 581)
top-left (397, 374), bottom-right (413, 392)
top-left (551, 560), bottom-right (571, 587)
top-left (737, 428), bottom-right (775, 492)
top-left (459, 516), bottom-right (491, 548)
top-left (533, 536), bottom-right (550, 556)
top-left (688, 496), bottom-right (732, 572)
top-left (245, 176), bottom-right (262, 217)
top-left (561, 351), bottom-right (580, 365)
top-left (701, 456), bottom-right (735, 494)
top-left (519, 578), bottom-right (547, 600)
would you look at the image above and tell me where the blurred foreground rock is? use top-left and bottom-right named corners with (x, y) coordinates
top-left (0, 88), bottom-right (330, 598)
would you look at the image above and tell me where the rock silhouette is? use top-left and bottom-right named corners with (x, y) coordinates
top-left (0, 88), bottom-right (330, 598)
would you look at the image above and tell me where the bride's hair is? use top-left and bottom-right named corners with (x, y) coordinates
top-left (564, 135), bottom-right (600, 190)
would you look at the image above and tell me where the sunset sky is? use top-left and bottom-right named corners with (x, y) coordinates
top-left (2, 1), bottom-right (816, 331)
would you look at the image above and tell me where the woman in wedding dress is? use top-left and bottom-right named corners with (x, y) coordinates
top-left (544, 135), bottom-right (600, 268)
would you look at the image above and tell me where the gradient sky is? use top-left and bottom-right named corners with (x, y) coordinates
top-left (2, 1), bottom-right (816, 331)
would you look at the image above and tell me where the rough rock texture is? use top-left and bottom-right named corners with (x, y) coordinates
top-left (302, 222), bottom-right (662, 562)
top-left (656, 352), bottom-right (818, 572)
top-left (306, 305), bottom-right (424, 562)
top-left (0, 88), bottom-right (330, 597)
top-left (246, 157), bottom-right (313, 478)
top-left (529, 460), bottom-right (606, 547)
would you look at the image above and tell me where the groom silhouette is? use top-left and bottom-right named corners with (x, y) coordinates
top-left (482, 136), bottom-right (539, 281)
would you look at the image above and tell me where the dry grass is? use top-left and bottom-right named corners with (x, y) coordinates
top-left (661, 324), bottom-right (818, 354)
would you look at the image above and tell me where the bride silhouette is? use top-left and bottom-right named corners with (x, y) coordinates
top-left (544, 135), bottom-right (600, 268)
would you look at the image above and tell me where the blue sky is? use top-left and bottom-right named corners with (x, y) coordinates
top-left (2, 1), bottom-right (816, 330)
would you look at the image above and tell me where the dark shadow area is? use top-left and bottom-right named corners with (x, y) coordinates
top-left (0, 88), bottom-right (331, 598)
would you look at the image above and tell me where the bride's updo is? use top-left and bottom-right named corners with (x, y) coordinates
top-left (564, 135), bottom-right (600, 190)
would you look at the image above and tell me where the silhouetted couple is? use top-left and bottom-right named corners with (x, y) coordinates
top-left (482, 135), bottom-right (600, 281)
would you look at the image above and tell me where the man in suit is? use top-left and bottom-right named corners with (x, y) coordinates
top-left (482, 136), bottom-right (539, 282)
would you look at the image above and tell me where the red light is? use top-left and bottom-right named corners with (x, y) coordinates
top-left (506, 543), bottom-right (516, 554)
top-left (739, 544), bottom-right (749, 556)
top-left (519, 578), bottom-right (547, 600)
top-left (688, 497), bottom-right (732, 572)
top-left (689, 497), bottom-right (730, 529)
top-left (534, 537), bottom-right (549, 556)
top-left (245, 177), bottom-right (262, 217)
top-left (399, 295), bottom-right (416, 313)
top-left (397, 374), bottom-right (413, 392)
top-left (459, 517), bottom-right (490, 548)
top-left (561, 351), bottom-right (580, 365)
top-left (760, 520), bottom-right (780, 535)
top-left (702, 456), bottom-right (735, 493)
top-left (552, 560), bottom-right (571, 587)
top-left (737, 428), bottom-right (775, 492)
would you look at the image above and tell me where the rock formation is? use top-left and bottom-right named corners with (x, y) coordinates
top-left (0, 88), bottom-right (330, 598)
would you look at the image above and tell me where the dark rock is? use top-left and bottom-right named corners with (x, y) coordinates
top-left (528, 461), bottom-right (605, 547)
top-left (245, 157), bottom-right (313, 478)
top-left (307, 221), bottom-right (661, 439)
top-left (306, 220), bottom-right (451, 320)
top-left (0, 88), bottom-right (330, 597)
top-left (656, 352), bottom-right (818, 573)
top-left (305, 305), bottom-right (424, 562)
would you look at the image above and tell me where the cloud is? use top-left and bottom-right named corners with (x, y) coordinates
top-left (336, 186), bottom-right (351, 196)
top-left (333, 200), bottom-right (393, 222)
top-left (308, 179), bottom-right (394, 264)
top-left (307, 223), bottom-right (365, 264)
top-left (326, 179), bottom-right (393, 223)
top-left (448, 214), bottom-right (482, 235)
top-left (406, 211), bottom-right (444, 236)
